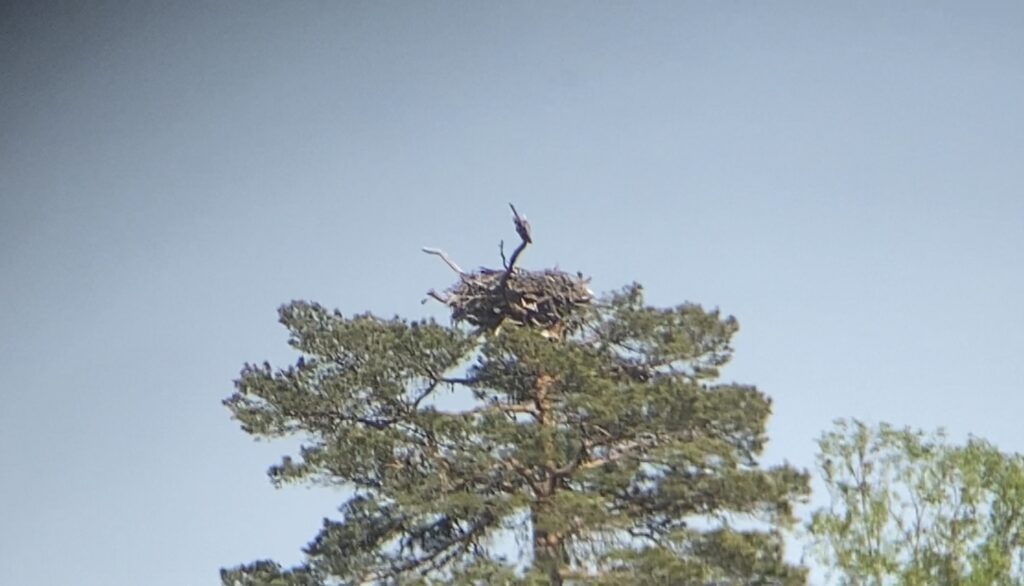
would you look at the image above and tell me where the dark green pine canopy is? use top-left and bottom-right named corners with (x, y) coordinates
top-left (222, 211), bottom-right (809, 586)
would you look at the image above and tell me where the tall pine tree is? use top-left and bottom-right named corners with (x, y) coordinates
top-left (222, 207), bottom-right (809, 585)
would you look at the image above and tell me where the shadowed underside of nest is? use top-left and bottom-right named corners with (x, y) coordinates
top-left (424, 205), bottom-right (593, 337)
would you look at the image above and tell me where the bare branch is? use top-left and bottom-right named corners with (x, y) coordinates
top-left (500, 203), bottom-right (533, 291)
top-left (425, 289), bottom-right (449, 304)
top-left (440, 376), bottom-right (475, 386)
top-left (421, 365), bottom-right (477, 388)
top-left (465, 403), bottom-right (538, 417)
top-left (552, 443), bottom-right (588, 478)
top-left (579, 452), bottom-right (631, 471)
top-left (505, 456), bottom-right (545, 496)
top-left (577, 437), bottom-right (656, 471)
top-left (421, 247), bottom-right (465, 275)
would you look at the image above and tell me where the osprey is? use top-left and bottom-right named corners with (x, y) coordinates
top-left (509, 203), bottom-right (533, 244)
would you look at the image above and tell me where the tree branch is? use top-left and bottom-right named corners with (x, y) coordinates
top-left (425, 289), bottom-right (450, 304)
top-left (576, 437), bottom-right (656, 471)
top-left (499, 204), bottom-right (532, 290)
top-left (391, 513), bottom-right (493, 578)
top-left (421, 247), bottom-right (465, 275)
top-left (505, 456), bottom-right (545, 497)
top-left (464, 403), bottom-right (538, 417)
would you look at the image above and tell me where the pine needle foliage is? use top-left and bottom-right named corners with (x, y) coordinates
top-left (223, 258), bottom-right (809, 585)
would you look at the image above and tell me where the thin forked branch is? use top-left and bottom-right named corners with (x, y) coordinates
top-left (503, 203), bottom-right (531, 280)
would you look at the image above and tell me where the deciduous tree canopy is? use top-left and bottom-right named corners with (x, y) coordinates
top-left (807, 419), bottom-right (1024, 586)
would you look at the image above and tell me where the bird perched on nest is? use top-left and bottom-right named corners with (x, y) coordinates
top-left (509, 203), bottom-right (533, 243)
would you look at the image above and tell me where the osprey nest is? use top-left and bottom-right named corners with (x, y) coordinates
top-left (424, 205), bottom-right (593, 336)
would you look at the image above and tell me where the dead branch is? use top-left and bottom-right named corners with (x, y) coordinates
top-left (422, 206), bottom-right (593, 336)
top-left (421, 247), bottom-right (465, 275)
top-left (425, 289), bottom-right (449, 304)
top-left (502, 203), bottom-right (531, 282)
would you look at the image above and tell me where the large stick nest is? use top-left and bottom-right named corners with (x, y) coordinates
top-left (424, 205), bottom-right (593, 335)
top-left (443, 267), bottom-right (592, 332)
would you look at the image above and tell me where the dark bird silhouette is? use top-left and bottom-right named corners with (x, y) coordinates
top-left (509, 203), bottom-right (532, 244)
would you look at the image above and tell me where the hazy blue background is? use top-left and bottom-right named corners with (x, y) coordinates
top-left (3, 2), bottom-right (1023, 584)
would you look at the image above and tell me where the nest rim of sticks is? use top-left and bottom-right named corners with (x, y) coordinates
top-left (423, 205), bottom-right (593, 336)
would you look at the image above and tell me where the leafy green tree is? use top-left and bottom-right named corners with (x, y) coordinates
top-left (222, 212), bottom-right (810, 585)
top-left (807, 419), bottom-right (1024, 586)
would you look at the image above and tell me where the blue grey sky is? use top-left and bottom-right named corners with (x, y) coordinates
top-left (2, 2), bottom-right (1023, 584)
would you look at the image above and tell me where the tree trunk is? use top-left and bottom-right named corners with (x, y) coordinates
top-left (533, 504), bottom-right (565, 586)
top-left (531, 373), bottom-right (564, 584)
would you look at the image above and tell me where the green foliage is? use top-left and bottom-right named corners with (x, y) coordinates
top-left (807, 419), bottom-right (1024, 586)
top-left (222, 285), bottom-right (809, 585)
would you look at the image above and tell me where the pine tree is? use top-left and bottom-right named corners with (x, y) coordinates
top-left (222, 208), bottom-right (810, 585)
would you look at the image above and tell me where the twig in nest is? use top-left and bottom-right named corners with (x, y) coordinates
top-left (421, 247), bottom-right (465, 275)
top-left (499, 240), bottom-right (508, 269)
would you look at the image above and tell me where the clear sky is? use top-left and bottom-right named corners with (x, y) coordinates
top-left (2, 2), bottom-right (1023, 584)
